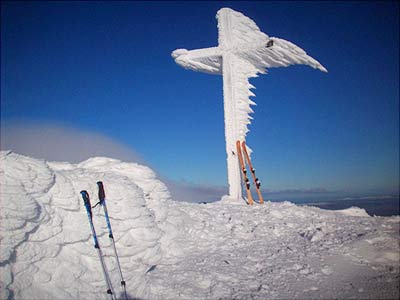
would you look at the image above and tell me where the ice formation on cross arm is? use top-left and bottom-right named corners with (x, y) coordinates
top-left (172, 8), bottom-right (327, 199)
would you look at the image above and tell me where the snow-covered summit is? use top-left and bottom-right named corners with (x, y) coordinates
top-left (1, 151), bottom-right (399, 299)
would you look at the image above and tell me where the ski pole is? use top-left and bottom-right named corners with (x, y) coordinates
top-left (80, 190), bottom-right (116, 300)
top-left (96, 182), bottom-right (128, 300)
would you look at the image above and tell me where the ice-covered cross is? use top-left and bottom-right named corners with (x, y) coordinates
top-left (172, 8), bottom-right (327, 201)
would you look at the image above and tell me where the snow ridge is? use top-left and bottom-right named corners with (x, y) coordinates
top-left (1, 152), bottom-right (399, 300)
top-left (0, 151), bottom-right (175, 299)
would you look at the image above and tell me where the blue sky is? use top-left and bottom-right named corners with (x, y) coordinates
top-left (1, 1), bottom-right (399, 200)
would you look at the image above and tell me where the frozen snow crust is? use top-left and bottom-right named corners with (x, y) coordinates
top-left (1, 151), bottom-right (399, 300)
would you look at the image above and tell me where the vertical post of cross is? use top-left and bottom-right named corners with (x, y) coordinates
top-left (222, 52), bottom-right (242, 200)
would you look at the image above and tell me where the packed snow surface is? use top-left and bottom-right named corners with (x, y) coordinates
top-left (1, 151), bottom-right (399, 300)
top-left (172, 8), bottom-right (327, 199)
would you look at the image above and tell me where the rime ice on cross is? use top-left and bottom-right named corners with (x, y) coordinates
top-left (172, 8), bottom-right (327, 201)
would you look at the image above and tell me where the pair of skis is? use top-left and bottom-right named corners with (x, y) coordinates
top-left (80, 182), bottom-right (127, 300)
top-left (236, 140), bottom-right (264, 205)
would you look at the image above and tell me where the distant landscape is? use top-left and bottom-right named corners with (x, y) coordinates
top-left (295, 197), bottom-right (399, 217)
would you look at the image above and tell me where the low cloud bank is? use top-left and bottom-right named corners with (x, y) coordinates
top-left (262, 188), bottom-right (340, 202)
top-left (338, 195), bottom-right (398, 201)
top-left (4, 121), bottom-right (392, 205)
top-left (164, 183), bottom-right (342, 204)
top-left (165, 180), bottom-right (227, 203)
top-left (0, 121), bottom-right (227, 204)
top-left (1, 121), bottom-right (142, 164)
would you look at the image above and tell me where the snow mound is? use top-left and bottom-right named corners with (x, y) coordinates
top-left (1, 151), bottom-right (399, 300)
top-left (335, 206), bottom-right (371, 217)
top-left (0, 151), bottom-right (177, 299)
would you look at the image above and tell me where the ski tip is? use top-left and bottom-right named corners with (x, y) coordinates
top-left (96, 181), bottom-right (103, 186)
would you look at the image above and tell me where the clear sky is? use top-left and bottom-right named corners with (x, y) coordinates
top-left (1, 1), bottom-right (399, 200)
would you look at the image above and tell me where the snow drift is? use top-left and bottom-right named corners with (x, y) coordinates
top-left (1, 151), bottom-right (399, 300)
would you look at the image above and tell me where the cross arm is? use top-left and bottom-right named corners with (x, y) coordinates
top-left (172, 47), bottom-right (222, 75)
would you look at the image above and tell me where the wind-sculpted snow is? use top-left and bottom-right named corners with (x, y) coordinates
top-left (0, 151), bottom-right (55, 299)
top-left (1, 152), bottom-right (399, 299)
top-left (0, 151), bottom-right (176, 299)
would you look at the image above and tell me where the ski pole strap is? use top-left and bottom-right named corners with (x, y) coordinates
top-left (92, 201), bottom-right (102, 209)
top-left (97, 181), bottom-right (106, 203)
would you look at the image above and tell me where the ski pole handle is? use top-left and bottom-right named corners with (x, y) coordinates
top-left (81, 191), bottom-right (90, 204)
top-left (80, 190), bottom-right (92, 218)
top-left (81, 190), bottom-right (90, 206)
top-left (97, 181), bottom-right (106, 202)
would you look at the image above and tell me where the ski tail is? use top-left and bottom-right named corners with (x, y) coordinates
top-left (236, 140), bottom-right (254, 205)
top-left (241, 141), bottom-right (265, 204)
top-left (96, 182), bottom-right (128, 300)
